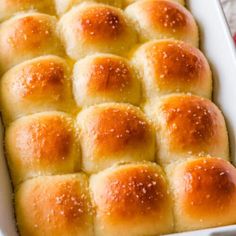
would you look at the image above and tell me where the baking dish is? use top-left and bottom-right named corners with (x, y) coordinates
top-left (0, 0), bottom-right (236, 235)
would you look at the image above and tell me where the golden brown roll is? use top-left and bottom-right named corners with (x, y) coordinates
top-left (166, 157), bottom-right (236, 232)
top-left (0, 0), bottom-right (55, 21)
top-left (0, 55), bottom-right (75, 125)
top-left (0, 13), bottom-right (64, 73)
top-left (5, 112), bottom-right (80, 186)
top-left (90, 162), bottom-right (173, 236)
top-left (16, 174), bottom-right (94, 236)
top-left (58, 3), bottom-right (137, 60)
top-left (76, 103), bottom-right (156, 173)
top-left (145, 94), bottom-right (229, 165)
top-left (55, 0), bottom-right (124, 15)
top-left (73, 53), bottom-right (141, 107)
top-left (125, 0), bottom-right (198, 46)
top-left (132, 40), bottom-right (212, 100)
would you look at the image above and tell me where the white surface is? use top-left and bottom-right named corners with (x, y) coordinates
top-left (0, 122), bottom-right (17, 236)
top-left (169, 225), bottom-right (236, 236)
top-left (0, 0), bottom-right (236, 235)
top-left (221, 0), bottom-right (236, 34)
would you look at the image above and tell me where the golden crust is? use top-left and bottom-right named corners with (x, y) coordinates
top-left (167, 157), bottom-right (236, 231)
top-left (77, 103), bottom-right (155, 173)
top-left (73, 54), bottom-right (141, 106)
top-left (162, 96), bottom-right (224, 152)
top-left (0, 56), bottom-right (75, 124)
top-left (132, 40), bottom-right (212, 99)
top-left (90, 162), bottom-right (173, 236)
top-left (16, 174), bottom-right (94, 236)
top-left (125, 0), bottom-right (198, 46)
top-left (58, 3), bottom-right (137, 60)
top-left (5, 112), bottom-right (80, 186)
top-left (78, 7), bottom-right (125, 41)
top-left (146, 94), bottom-right (229, 165)
top-left (87, 57), bottom-right (134, 94)
top-left (0, 13), bottom-right (64, 73)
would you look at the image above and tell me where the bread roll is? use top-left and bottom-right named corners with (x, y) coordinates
top-left (5, 112), bottom-right (80, 186)
top-left (90, 162), bottom-right (173, 236)
top-left (0, 55), bottom-right (75, 125)
top-left (73, 53), bottom-right (141, 107)
top-left (0, 0), bottom-right (55, 21)
top-left (166, 157), bottom-right (236, 232)
top-left (0, 13), bottom-right (64, 73)
top-left (145, 94), bottom-right (229, 165)
top-left (132, 40), bottom-right (212, 100)
top-left (16, 174), bottom-right (94, 236)
top-left (55, 0), bottom-right (124, 15)
top-left (58, 3), bottom-right (137, 60)
top-left (125, 0), bottom-right (198, 46)
top-left (77, 103), bottom-right (155, 173)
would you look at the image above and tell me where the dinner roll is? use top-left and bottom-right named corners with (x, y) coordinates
top-left (16, 174), bottom-right (94, 236)
top-left (125, 0), bottom-right (198, 46)
top-left (0, 13), bottom-right (64, 73)
top-left (0, 55), bottom-right (75, 125)
top-left (58, 3), bottom-right (137, 60)
top-left (55, 0), bottom-right (124, 15)
top-left (77, 103), bottom-right (155, 173)
top-left (90, 162), bottom-right (173, 236)
top-left (5, 112), bottom-right (80, 186)
top-left (166, 157), bottom-right (236, 232)
top-left (73, 53), bottom-right (141, 107)
top-left (145, 94), bottom-right (229, 165)
top-left (0, 0), bottom-right (55, 21)
top-left (132, 40), bottom-right (212, 100)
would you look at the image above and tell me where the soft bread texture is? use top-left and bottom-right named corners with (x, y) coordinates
top-left (145, 94), bottom-right (229, 165)
top-left (0, 13), bottom-right (64, 73)
top-left (166, 157), bottom-right (236, 232)
top-left (15, 174), bottom-right (94, 236)
top-left (77, 103), bottom-right (156, 173)
top-left (5, 112), bottom-right (80, 186)
top-left (58, 3), bottom-right (138, 60)
top-left (125, 0), bottom-right (198, 46)
top-left (73, 53), bottom-right (141, 107)
top-left (55, 0), bottom-right (124, 15)
top-left (132, 40), bottom-right (212, 100)
top-left (0, 0), bottom-right (233, 235)
top-left (0, 0), bottom-right (55, 21)
top-left (0, 55), bottom-right (75, 125)
top-left (90, 162), bottom-right (173, 236)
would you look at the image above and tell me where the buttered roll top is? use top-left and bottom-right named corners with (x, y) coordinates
top-left (58, 3), bottom-right (138, 60)
top-left (73, 53), bottom-right (141, 107)
top-left (0, 13), bottom-right (64, 74)
top-left (5, 112), bottom-right (80, 186)
top-left (0, 55), bottom-right (75, 124)
top-left (90, 162), bottom-right (173, 236)
top-left (16, 174), bottom-right (94, 236)
top-left (145, 94), bottom-right (229, 165)
top-left (132, 40), bottom-right (212, 100)
top-left (167, 157), bottom-right (236, 232)
top-left (77, 103), bottom-right (156, 173)
top-left (125, 0), bottom-right (198, 46)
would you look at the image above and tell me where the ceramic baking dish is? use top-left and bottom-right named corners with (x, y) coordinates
top-left (0, 0), bottom-right (236, 235)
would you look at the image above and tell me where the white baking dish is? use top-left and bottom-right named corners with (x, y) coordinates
top-left (0, 0), bottom-right (236, 235)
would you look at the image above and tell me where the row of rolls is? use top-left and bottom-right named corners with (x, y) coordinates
top-left (0, 0), bottom-right (235, 236)
top-left (0, 0), bottom-right (196, 73)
